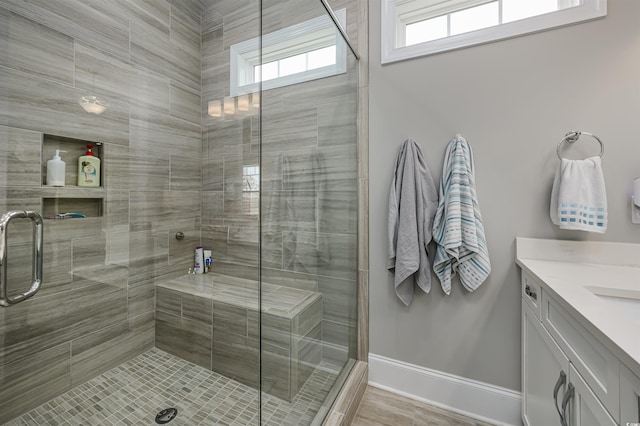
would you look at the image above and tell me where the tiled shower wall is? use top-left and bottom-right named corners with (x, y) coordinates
top-left (0, 0), bottom-right (203, 421)
top-left (200, 0), bottom-right (360, 372)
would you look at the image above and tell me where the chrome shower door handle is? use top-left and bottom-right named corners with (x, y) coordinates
top-left (0, 210), bottom-right (44, 307)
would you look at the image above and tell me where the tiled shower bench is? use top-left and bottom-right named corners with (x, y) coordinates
top-left (155, 273), bottom-right (322, 402)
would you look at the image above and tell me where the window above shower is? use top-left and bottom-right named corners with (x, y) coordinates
top-left (381, 0), bottom-right (607, 63)
top-left (230, 9), bottom-right (347, 96)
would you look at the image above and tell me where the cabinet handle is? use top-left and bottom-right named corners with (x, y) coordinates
top-left (553, 370), bottom-right (566, 421)
top-left (560, 382), bottom-right (575, 426)
top-left (525, 284), bottom-right (537, 301)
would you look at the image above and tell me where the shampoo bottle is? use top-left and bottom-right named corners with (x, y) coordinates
top-left (77, 144), bottom-right (101, 187)
top-left (46, 150), bottom-right (67, 187)
top-left (194, 246), bottom-right (205, 274)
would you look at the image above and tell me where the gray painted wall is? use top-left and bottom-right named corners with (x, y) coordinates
top-left (369, 0), bottom-right (640, 391)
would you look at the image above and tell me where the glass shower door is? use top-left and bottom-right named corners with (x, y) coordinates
top-left (259, 0), bottom-right (360, 423)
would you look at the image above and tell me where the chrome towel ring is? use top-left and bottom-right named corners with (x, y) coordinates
top-left (556, 131), bottom-right (604, 160)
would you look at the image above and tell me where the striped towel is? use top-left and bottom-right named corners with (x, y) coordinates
top-left (432, 134), bottom-right (491, 294)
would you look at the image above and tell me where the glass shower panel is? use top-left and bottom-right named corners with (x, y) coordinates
top-left (260, 0), bottom-right (359, 424)
top-left (0, 1), bottom-right (234, 424)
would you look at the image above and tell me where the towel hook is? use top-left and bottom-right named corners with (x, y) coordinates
top-left (556, 131), bottom-right (604, 160)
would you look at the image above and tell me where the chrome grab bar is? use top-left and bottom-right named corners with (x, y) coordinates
top-left (0, 210), bottom-right (44, 307)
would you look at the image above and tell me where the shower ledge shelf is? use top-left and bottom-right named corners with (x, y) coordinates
top-left (155, 272), bottom-right (323, 403)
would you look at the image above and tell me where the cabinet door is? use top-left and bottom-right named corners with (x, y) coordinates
top-left (568, 364), bottom-right (617, 426)
top-left (542, 291), bottom-right (620, 419)
top-left (522, 302), bottom-right (569, 426)
top-left (620, 364), bottom-right (640, 425)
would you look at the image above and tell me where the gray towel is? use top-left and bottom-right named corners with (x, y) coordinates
top-left (387, 139), bottom-right (438, 306)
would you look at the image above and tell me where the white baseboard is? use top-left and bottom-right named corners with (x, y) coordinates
top-left (369, 353), bottom-right (522, 426)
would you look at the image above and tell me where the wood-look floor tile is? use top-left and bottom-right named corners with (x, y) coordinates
top-left (353, 387), bottom-right (497, 426)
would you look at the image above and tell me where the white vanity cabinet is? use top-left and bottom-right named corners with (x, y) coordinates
top-left (521, 273), bottom-right (618, 426)
top-left (522, 302), bottom-right (569, 426)
top-left (620, 364), bottom-right (640, 425)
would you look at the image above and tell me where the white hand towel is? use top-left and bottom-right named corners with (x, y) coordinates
top-left (387, 139), bottom-right (438, 306)
top-left (550, 156), bottom-right (607, 233)
top-left (432, 135), bottom-right (491, 295)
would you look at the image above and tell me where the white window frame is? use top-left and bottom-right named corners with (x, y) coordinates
top-left (230, 9), bottom-right (347, 96)
top-left (381, 0), bottom-right (607, 64)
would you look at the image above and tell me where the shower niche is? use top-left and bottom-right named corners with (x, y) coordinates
top-left (41, 134), bottom-right (104, 219)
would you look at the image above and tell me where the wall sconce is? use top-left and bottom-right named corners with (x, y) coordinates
top-left (632, 176), bottom-right (640, 224)
top-left (237, 94), bottom-right (250, 113)
top-left (223, 97), bottom-right (235, 116)
top-left (208, 100), bottom-right (222, 118)
top-left (207, 92), bottom-right (260, 120)
top-left (78, 95), bottom-right (108, 115)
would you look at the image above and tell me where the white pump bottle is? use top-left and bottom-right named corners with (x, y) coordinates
top-left (47, 150), bottom-right (67, 187)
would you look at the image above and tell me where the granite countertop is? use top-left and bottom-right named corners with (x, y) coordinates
top-left (516, 237), bottom-right (640, 377)
top-left (156, 272), bottom-right (321, 319)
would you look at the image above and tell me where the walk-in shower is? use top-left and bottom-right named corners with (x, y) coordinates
top-left (0, 0), bottom-right (361, 424)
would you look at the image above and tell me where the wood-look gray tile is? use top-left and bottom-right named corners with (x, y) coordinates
top-left (260, 267), bottom-right (318, 292)
top-left (105, 232), bottom-right (130, 268)
top-left (70, 312), bottom-right (154, 386)
top-left (352, 387), bottom-right (415, 426)
top-left (293, 322), bottom-right (322, 395)
top-left (220, 2), bottom-right (261, 51)
top-left (105, 190), bottom-right (130, 233)
top-left (0, 7), bottom-right (74, 85)
top-left (319, 232), bottom-right (358, 281)
top-left (322, 319), bottom-right (354, 354)
top-left (0, 343), bottom-right (71, 422)
top-left (0, 66), bottom-right (130, 145)
top-left (317, 96), bottom-right (357, 147)
top-left (72, 236), bottom-right (106, 272)
top-left (129, 107), bottom-right (201, 157)
top-left (203, 154), bottom-right (224, 192)
top-left (166, 0), bottom-right (203, 25)
top-left (202, 191), bottom-right (224, 223)
top-left (202, 2), bottom-right (223, 35)
top-left (129, 190), bottom-right (200, 232)
top-left (205, 119), bottom-right (251, 156)
top-left (43, 217), bottom-right (104, 242)
top-left (279, 68), bottom-right (357, 113)
top-left (128, 277), bottom-right (156, 317)
top-left (353, 387), bottom-right (496, 426)
top-left (183, 293), bottom-right (213, 325)
top-left (261, 341), bottom-right (292, 401)
top-left (170, 6), bottom-right (201, 59)
top-left (0, 126), bottom-right (42, 187)
top-left (293, 296), bottom-right (322, 338)
top-left (261, 108), bottom-right (318, 154)
top-left (211, 329), bottom-right (259, 388)
top-left (170, 82), bottom-right (201, 125)
top-left (113, 0), bottom-right (171, 33)
top-left (318, 276), bottom-right (357, 326)
top-left (131, 19), bottom-right (201, 91)
top-left (213, 301), bottom-right (248, 336)
top-left (127, 230), bottom-right (170, 285)
top-left (156, 286), bottom-right (182, 316)
top-left (6, 240), bottom-right (72, 298)
top-left (170, 153), bottom-right (202, 191)
top-left (169, 226), bottom-right (200, 267)
top-left (74, 41), bottom-right (170, 114)
top-left (156, 310), bottom-right (212, 370)
top-left (0, 0), bottom-right (130, 60)
top-left (0, 283), bottom-right (126, 366)
top-left (201, 50), bottom-right (229, 101)
top-left (105, 145), bottom-right (170, 191)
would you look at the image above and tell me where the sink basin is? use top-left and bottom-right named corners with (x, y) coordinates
top-left (584, 286), bottom-right (640, 326)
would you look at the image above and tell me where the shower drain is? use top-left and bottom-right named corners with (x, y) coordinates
top-left (155, 407), bottom-right (178, 424)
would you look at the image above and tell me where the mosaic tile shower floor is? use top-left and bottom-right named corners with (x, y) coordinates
top-left (6, 348), bottom-right (339, 426)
